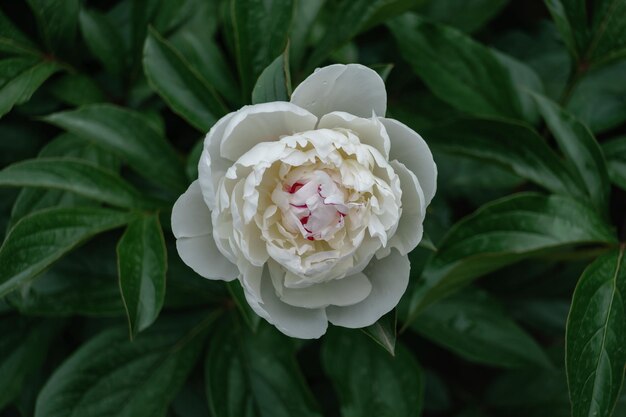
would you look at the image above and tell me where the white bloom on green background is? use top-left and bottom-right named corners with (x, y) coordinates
top-left (172, 64), bottom-right (437, 338)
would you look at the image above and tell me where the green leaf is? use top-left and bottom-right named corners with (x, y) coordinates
top-left (0, 57), bottom-right (59, 118)
top-left (322, 329), bottom-right (423, 417)
top-left (117, 214), bottom-right (167, 337)
top-left (603, 136), bottom-right (626, 191)
top-left (487, 368), bottom-right (571, 417)
top-left (532, 93), bottom-right (611, 214)
top-left (362, 309), bottom-right (397, 356)
top-left (566, 246), bottom-right (626, 417)
top-left (227, 0), bottom-right (295, 96)
top-left (493, 50), bottom-right (545, 124)
top-left (0, 318), bottom-right (63, 409)
top-left (35, 314), bottom-right (213, 417)
top-left (10, 134), bottom-right (119, 226)
top-left (0, 207), bottom-right (134, 297)
top-left (143, 27), bottom-right (228, 132)
top-left (185, 139), bottom-right (203, 182)
top-left (306, 0), bottom-right (423, 70)
top-left (389, 14), bottom-right (525, 121)
top-left (288, 0), bottom-right (324, 70)
top-left (567, 59), bottom-right (626, 133)
top-left (170, 27), bottom-right (240, 107)
top-left (5, 238), bottom-right (125, 317)
top-left (26, 0), bottom-right (79, 52)
top-left (79, 9), bottom-right (127, 75)
top-left (545, 0), bottom-right (626, 66)
top-left (0, 9), bottom-right (40, 55)
top-left (422, 119), bottom-right (585, 198)
top-left (0, 158), bottom-right (153, 209)
top-left (47, 73), bottom-right (106, 106)
top-left (205, 319), bottom-right (321, 417)
top-left (404, 193), bottom-right (616, 323)
top-left (226, 281), bottom-right (261, 332)
top-left (494, 21), bottom-right (571, 99)
top-left (251, 49), bottom-right (291, 104)
top-left (418, 0), bottom-right (509, 33)
top-left (43, 104), bottom-right (187, 193)
top-left (411, 288), bottom-right (552, 368)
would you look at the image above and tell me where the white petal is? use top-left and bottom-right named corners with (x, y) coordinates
top-left (199, 112), bottom-right (237, 210)
top-left (171, 180), bottom-right (211, 239)
top-left (379, 118), bottom-right (437, 205)
top-left (326, 249), bottom-right (409, 328)
top-left (176, 235), bottom-right (239, 281)
top-left (277, 272), bottom-right (372, 308)
top-left (242, 265), bottom-right (328, 339)
top-left (291, 64), bottom-right (387, 118)
top-left (388, 160), bottom-right (426, 255)
top-left (220, 102), bottom-right (317, 161)
top-left (318, 111), bottom-right (390, 157)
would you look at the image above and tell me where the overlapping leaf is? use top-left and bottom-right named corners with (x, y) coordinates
top-left (566, 246), bottom-right (626, 417)
top-left (404, 193), bottom-right (616, 322)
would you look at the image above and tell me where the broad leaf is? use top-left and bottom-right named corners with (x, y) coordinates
top-left (487, 368), bottom-right (571, 417)
top-left (306, 0), bottom-right (423, 70)
top-left (47, 74), bottom-right (106, 106)
top-left (5, 238), bottom-right (125, 317)
top-left (205, 319), bottom-right (321, 417)
top-left (411, 288), bottom-right (552, 368)
top-left (35, 314), bottom-right (213, 417)
top-left (252, 49), bottom-right (291, 104)
top-left (0, 57), bottom-right (59, 118)
top-left (169, 28), bottom-right (240, 107)
top-left (389, 14), bottom-right (525, 121)
top-left (405, 193), bottom-right (616, 322)
top-left (226, 281), bottom-right (261, 332)
top-left (0, 9), bottom-right (40, 55)
top-left (418, 0), bottom-right (509, 33)
top-left (568, 59), bottom-right (626, 133)
top-left (532, 93), bottom-right (611, 214)
top-left (0, 207), bottom-right (134, 297)
top-left (26, 0), bottom-right (79, 52)
top-left (0, 318), bottom-right (63, 409)
top-left (79, 9), bottom-right (127, 75)
top-left (566, 246), bottom-right (626, 417)
top-left (117, 214), bottom-right (167, 337)
top-left (0, 158), bottom-right (153, 209)
top-left (603, 136), bottom-right (626, 191)
top-left (362, 309), bottom-right (397, 356)
top-left (143, 28), bottom-right (228, 132)
top-left (10, 134), bottom-right (119, 226)
top-left (226, 0), bottom-right (295, 96)
top-left (322, 329), bottom-right (423, 417)
top-left (43, 104), bottom-right (187, 192)
top-left (422, 119), bottom-right (586, 198)
top-left (545, 0), bottom-right (626, 66)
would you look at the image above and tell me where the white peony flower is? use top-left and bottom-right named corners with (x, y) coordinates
top-left (171, 64), bottom-right (437, 339)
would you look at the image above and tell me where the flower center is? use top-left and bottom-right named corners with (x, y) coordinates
top-left (276, 169), bottom-right (351, 242)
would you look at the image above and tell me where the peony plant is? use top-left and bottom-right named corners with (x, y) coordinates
top-left (172, 64), bottom-right (437, 338)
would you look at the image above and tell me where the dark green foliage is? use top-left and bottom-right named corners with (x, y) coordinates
top-left (0, 1), bottom-right (625, 416)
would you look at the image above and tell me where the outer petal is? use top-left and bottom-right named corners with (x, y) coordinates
top-left (198, 111), bottom-right (237, 210)
top-left (277, 272), bottom-right (372, 309)
top-left (172, 181), bottom-right (238, 281)
top-left (291, 64), bottom-right (387, 118)
top-left (242, 265), bottom-right (328, 339)
top-left (380, 118), bottom-right (437, 206)
top-left (176, 235), bottom-right (239, 281)
top-left (326, 249), bottom-right (409, 328)
top-left (387, 160), bottom-right (426, 256)
top-left (171, 180), bottom-right (211, 238)
top-left (220, 102), bottom-right (317, 161)
top-left (318, 111), bottom-right (390, 158)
